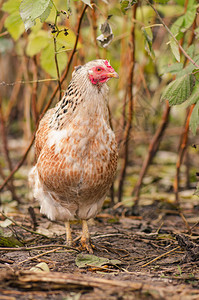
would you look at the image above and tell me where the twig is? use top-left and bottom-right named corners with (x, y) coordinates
top-left (118, 5), bottom-right (137, 202)
top-left (0, 244), bottom-right (79, 251)
top-left (31, 56), bottom-right (39, 124)
top-left (0, 4), bottom-right (88, 192)
top-left (178, 211), bottom-right (191, 235)
top-left (28, 206), bottom-right (38, 231)
top-left (0, 78), bottom-right (57, 86)
top-left (52, 9), bottom-right (62, 100)
top-left (190, 221), bottom-right (199, 231)
top-left (141, 246), bottom-right (180, 267)
top-left (0, 211), bottom-right (50, 238)
top-left (173, 104), bottom-right (195, 203)
top-left (37, 77), bottom-right (51, 113)
top-left (17, 247), bottom-right (62, 265)
top-left (53, 36), bottom-right (62, 100)
top-left (90, 1), bottom-right (100, 59)
top-left (92, 233), bottom-right (124, 239)
top-left (0, 97), bottom-right (18, 201)
top-left (0, 133), bottom-right (35, 192)
top-left (0, 31), bottom-right (8, 37)
top-left (0, 99), bottom-right (13, 172)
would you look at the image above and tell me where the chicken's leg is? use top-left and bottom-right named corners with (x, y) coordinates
top-left (65, 221), bottom-right (72, 246)
top-left (80, 219), bottom-right (93, 254)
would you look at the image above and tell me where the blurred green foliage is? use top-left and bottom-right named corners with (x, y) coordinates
top-left (0, 0), bottom-right (199, 202)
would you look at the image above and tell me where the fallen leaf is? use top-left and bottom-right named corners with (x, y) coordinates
top-left (30, 262), bottom-right (50, 273)
top-left (75, 254), bottom-right (121, 269)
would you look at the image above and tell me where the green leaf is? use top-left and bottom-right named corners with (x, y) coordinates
top-left (187, 0), bottom-right (196, 9)
top-left (20, 0), bottom-right (53, 30)
top-left (161, 74), bottom-right (194, 105)
top-left (189, 101), bottom-right (199, 135)
top-left (75, 254), bottom-right (121, 268)
top-left (2, 0), bottom-right (25, 40)
top-left (193, 69), bottom-right (199, 81)
top-left (177, 265), bottom-right (182, 276)
top-left (2, 0), bottom-right (21, 14)
top-left (4, 12), bottom-right (25, 40)
top-left (153, 0), bottom-right (169, 3)
top-left (185, 84), bottom-right (199, 107)
top-left (177, 55), bottom-right (199, 78)
top-left (26, 30), bottom-right (50, 56)
top-left (56, 29), bottom-right (80, 50)
top-left (186, 45), bottom-right (195, 58)
top-left (120, 0), bottom-right (130, 14)
top-left (142, 27), bottom-right (155, 59)
top-left (40, 42), bottom-right (67, 77)
top-left (76, 254), bottom-right (109, 268)
top-left (170, 38), bottom-right (180, 62)
top-left (169, 10), bottom-right (195, 62)
top-left (170, 15), bottom-right (184, 38)
top-left (182, 8), bottom-right (196, 32)
top-left (120, 0), bottom-right (137, 14)
top-left (40, 4), bottom-right (53, 22)
top-left (163, 63), bottom-right (183, 75)
top-left (195, 28), bottom-right (199, 39)
top-left (169, 6), bottom-right (196, 61)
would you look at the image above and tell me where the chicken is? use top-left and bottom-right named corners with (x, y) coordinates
top-left (29, 59), bottom-right (119, 253)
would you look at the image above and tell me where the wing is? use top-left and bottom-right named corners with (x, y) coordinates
top-left (35, 108), bottom-right (55, 159)
top-left (34, 90), bottom-right (76, 159)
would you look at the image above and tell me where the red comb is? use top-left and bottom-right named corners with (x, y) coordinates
top-left (104, 60), bottom-right (115, 72)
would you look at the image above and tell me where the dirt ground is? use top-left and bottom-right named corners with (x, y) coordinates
top-left (0, 197), bottom-right (199, 300)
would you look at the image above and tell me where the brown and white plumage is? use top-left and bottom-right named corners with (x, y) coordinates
top-left (29, 60), bottom-right (118, 252)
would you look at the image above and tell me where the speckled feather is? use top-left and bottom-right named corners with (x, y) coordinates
top-left (29, 60), bottom-right (118, 222)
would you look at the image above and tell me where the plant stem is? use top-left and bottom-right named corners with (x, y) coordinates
top-left (118, 4), bottom-right (137, 202)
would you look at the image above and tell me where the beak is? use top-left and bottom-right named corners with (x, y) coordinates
top-left (106, 71), bottom-right (119, 79)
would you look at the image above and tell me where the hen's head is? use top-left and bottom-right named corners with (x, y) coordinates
top-left (72, 60), bottom-right (119, 88)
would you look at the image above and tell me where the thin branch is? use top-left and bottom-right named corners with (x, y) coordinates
top-left (53, 36), bottom-right (62, 100)
top-left (0, 4), bottom-right (88, 192)
top-left (0, 244), bottom-right (79, 251)
top-left (173, 104), bottom-right (195, 203)
top-left (0, 78), bottom-right (57, 86)
top-left (0, 97), bottom-right (18, 201)
top-left (17, 247), bottom-right (62, 265)
top-left (90, 1), bottom-right (100, 59)
top-left (53, 10), bottom-right (62, 100)
top-left (118, 5), bottom-right (137, 202)
top-left (141, 246), bottom-right (180, 268)
top-left (0, 211), bottom-right (50, 238)
top-left (31, 56), bottom-right (39, 124)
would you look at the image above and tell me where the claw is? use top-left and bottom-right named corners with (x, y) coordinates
top-left (80, 236), bottom-right (94, 254)
top-left (80, 219), bottom-right (94, 253)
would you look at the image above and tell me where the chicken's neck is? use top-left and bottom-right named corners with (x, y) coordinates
top-left (50, 76), bottom-right (110, 130)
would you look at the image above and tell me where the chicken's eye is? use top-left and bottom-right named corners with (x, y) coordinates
top-left (96, 67), bottom-right (102, 72)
